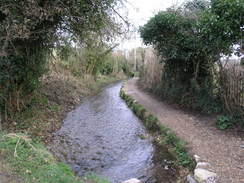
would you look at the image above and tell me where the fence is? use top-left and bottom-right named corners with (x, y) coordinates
top-left (220, 65), bottom-right (244, 115)
top-left (141, 48), bottom-right (244, 118)
top-left (140, 48), bottom-right (162, 89)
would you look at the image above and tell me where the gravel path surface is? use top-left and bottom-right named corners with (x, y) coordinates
top-left (124, 78), bottom-right (244, 183)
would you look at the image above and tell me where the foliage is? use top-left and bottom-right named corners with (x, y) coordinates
top-left (121, 62), bottom-right (135, 77)
top-left (139, 0), bottom-right (243, 114)
top-left (217, 115), bottom-right (232, 130)
top-left (56, 40), bottom-right (74, 61)
top-left (216, 114), bottom-right (244, 130)
top-left (0, 133), bottom-right (109, 183)
top-left (145, 114), bottom-right (159, 132)
top-left (58, 48), bottom-right (85, 77)
top-left (56, 43), bottom-right (131, 78)
top-left (0, 47), bottom-right (49, 116)
top-left (100, 60), bottom-right (114, 75)
top-left (197, 0), bottom-right (244, 59)
top-left (0, 0), bottom-right (126, 119)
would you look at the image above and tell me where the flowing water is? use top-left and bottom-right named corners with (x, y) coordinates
top-left (50, 82), bottom-right (178, 183)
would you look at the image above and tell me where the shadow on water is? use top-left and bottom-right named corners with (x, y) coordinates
top-left (50, 82), bottom-right (179, 183)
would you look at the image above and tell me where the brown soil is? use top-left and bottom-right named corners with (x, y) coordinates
top-left (124, 78), bottom-right (244, 183)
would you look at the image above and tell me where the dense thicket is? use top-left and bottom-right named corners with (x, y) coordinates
top-left (0, 0), bottom-right (125, 117)
top-left (140, 0), bottom-right (243, 115)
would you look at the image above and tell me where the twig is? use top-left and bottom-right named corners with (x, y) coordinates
top-left (5, 133), bottom-right (36, 151)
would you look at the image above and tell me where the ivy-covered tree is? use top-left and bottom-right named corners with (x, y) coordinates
top-left (0, 0), bottom-right (126, 116)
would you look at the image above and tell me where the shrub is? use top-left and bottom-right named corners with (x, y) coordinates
top-left (217, 115), bottom-right (232, 130)
top-left (145, 114), bottom-right (159, 131)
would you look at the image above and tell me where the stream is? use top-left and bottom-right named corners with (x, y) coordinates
top-left (50, 82), bottom-right (178, 183)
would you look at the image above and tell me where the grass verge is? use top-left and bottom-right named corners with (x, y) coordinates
top-left (120, 87), bottom-right (196, 170)
top-left (0, 132), bottom-right (109, 183)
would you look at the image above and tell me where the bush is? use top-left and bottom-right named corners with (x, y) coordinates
top-left (216, 115), bottom-right (237, 130)
top-left (122, 63), bottom-right (134, 77)
top-left (100, 62), bottom-right (114, 75)
top-left (145, 114), bottom-right (159, 132)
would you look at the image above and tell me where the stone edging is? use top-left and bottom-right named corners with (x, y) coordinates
top-left (120, 84), bottom-right (218, 183)
top-left (187, 155), bottom-right (218, 183)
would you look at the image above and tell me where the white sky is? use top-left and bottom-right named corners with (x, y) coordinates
top-left (119, 0), bottom-right (184, 49)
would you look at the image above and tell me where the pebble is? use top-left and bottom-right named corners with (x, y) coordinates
top-left (196, 162), bottom-right (211, 169)
top-left (194, 168), bottom-right (217, 183)
top-left (194, 155), bottom-right (201, 163)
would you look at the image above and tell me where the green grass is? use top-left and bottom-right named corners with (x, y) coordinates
top-left (81, 174), bottom-right (110, 183)
top-left (0, 132), bottom-right (109, 183)
top-left (120, 88), bottom-right (196, 169)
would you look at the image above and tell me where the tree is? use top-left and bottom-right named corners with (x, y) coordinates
top-left (198, 0), bottom-right (244, 57)
top-left (139, 0), bottom-right (243, 112)
top-left (0, 0), bottom-right (127, 117)
top-left (140, 1), bottom-right (211, 92)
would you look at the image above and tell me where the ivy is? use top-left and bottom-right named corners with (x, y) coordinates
top-left (0, 0), bottom-right (126, 119)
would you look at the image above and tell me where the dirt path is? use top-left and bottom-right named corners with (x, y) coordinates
top-left (124, 78), bottom-right (244, 183)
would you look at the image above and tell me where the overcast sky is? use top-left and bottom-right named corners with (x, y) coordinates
top-left (119, 0), bottom-right (184, 49)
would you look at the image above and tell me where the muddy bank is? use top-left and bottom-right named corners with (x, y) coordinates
top-left (50, 82), bottom-right (178, 183)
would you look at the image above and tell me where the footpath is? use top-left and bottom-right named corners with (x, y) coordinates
top-left (124, 78), bottom-right (244, 183)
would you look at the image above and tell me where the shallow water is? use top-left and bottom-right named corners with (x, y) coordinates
top-left (50, 82), bottom-right (178, 183)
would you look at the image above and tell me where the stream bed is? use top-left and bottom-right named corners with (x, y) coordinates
top-left (50, 82), bottom-right (178, 183)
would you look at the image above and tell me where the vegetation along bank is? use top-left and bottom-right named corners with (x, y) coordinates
top-left (0, 0), bottom-right (132, 182)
